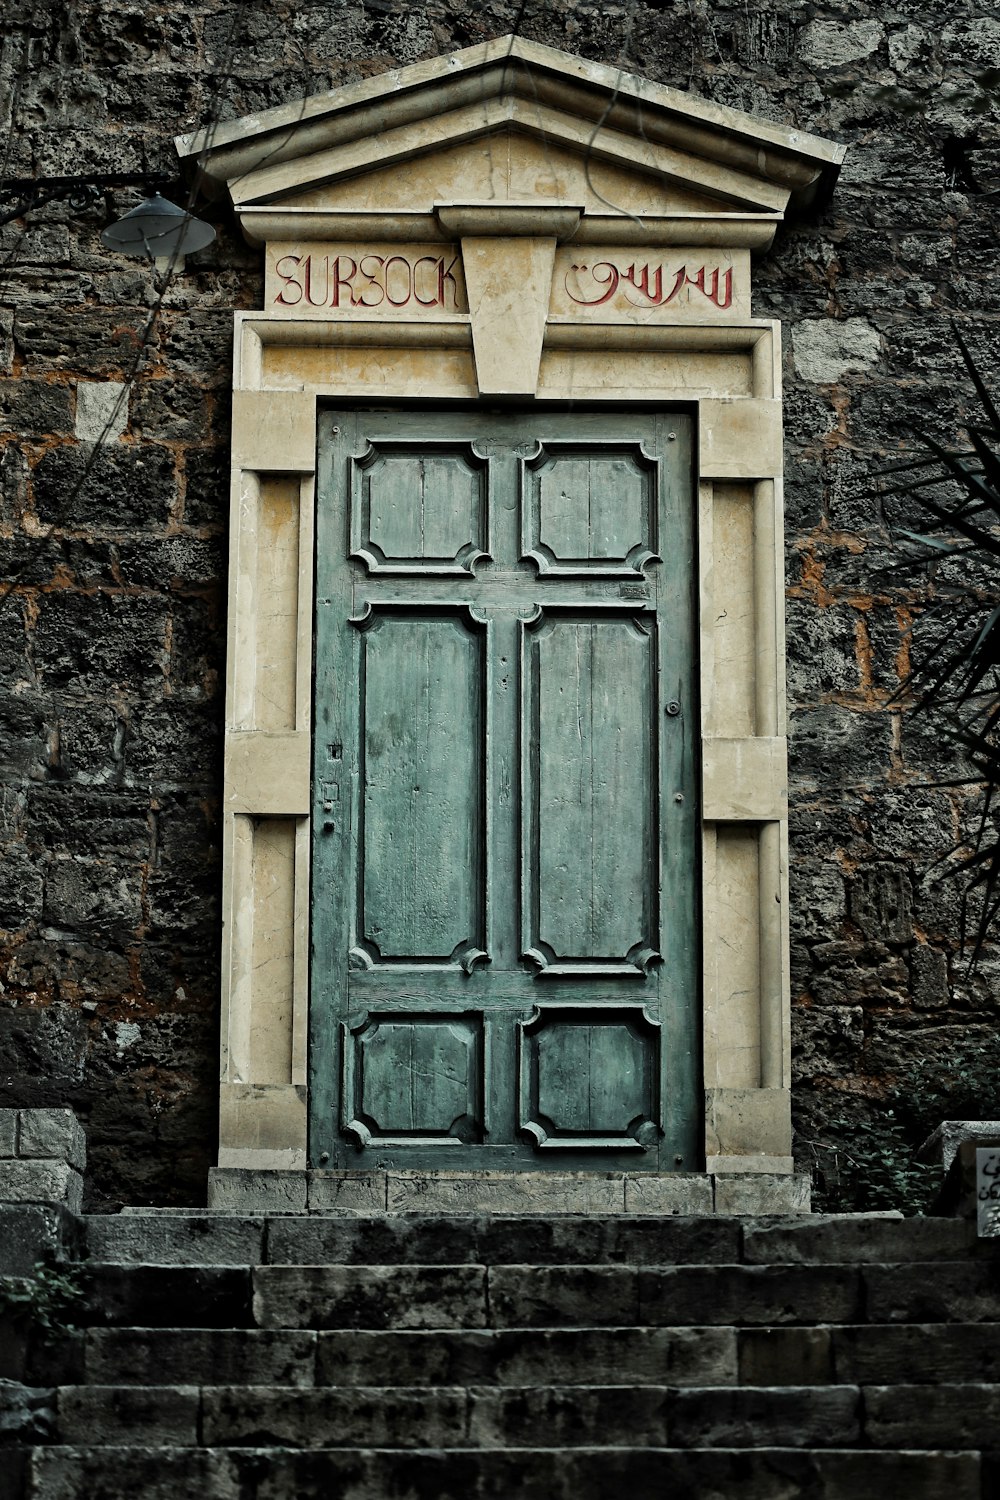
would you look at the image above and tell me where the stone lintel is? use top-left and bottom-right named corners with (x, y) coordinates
top-left (241, 208), bottom-right (781, 250)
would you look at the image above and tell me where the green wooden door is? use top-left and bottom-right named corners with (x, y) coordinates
top-left (311, 410), bottom-right (699, 1171)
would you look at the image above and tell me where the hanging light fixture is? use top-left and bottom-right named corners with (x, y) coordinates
top-left (100, 191), bottom-right (215, 264)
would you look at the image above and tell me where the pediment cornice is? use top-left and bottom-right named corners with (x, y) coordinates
top-left (176, 35), bottom-right (844, 243)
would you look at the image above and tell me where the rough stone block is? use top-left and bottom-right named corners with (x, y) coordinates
top-left (56, 1384), bottom-right (199, 1446)
top-left (207, 1168), bottom-right (307, 1213)
top-left (30, 1448), bottom-right (239, 1500)
top-left (668, 1385), bottom-right (861, 1447)
top-left (918, 1120), bottom-right (1000, 1172)
top-left (641, 1265), bottom-right (862, 1327)
top-left (832, 1324), bottom-right (1000, 1384)
top-left (216, 1448), bottom-right (981, 1500)
top-left (307, 1171), bottom-right (386, 1213)
top-left (738, 1327), bottom-right (834, 1385)
top-left (742, 1214), bottom-right (981, 1265)
top-left (0, 1110), bottom-right (16, 1157)
top-left (0, 1379), bottom-right (55, 1444)
top-left (84, 1328), bottom-right (317, 1388)
top-left (0, 1205), bottom-right (82, 1276)
top-left (624, 1175), bottom-right (713, 1214)
top-left (315, 1326), bottom-right (738, 1389)
top-left (713, 1172), bottom-right (811, 1214)
top-left (75, 380), bottom-right (128, 443)
top-left (86, 1265), bottom-right (253, 1328)
top-left (865, 1383), bottom-right (1000, 1449)
top-left (253, 1265), bottom-right (487, 1331)
top-left (85, 1213), bottom-right (265, 1267)
top-left (18, 1109), bottom-right (87, 1170)
top-left (0, 1160), bottom-right (83, 1213)
top-left (202, 1385), bottom-right (469, 1449)
top-left (488, 1266), bottom-right (638, 1327)
top-left (864, 1261), bottom-right (1000, 1324)
top-left (468, 1385), bottom-right (669, 1448)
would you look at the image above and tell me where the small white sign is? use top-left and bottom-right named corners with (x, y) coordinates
top-left (976, 1147), bottom-right (1000, 1237)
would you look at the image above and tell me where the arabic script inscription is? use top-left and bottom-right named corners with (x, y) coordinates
top-left (565, 259), bottom-right (734, 310)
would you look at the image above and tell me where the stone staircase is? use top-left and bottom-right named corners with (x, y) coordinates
top-left (4, 1206), bottom-right (1000, 1498)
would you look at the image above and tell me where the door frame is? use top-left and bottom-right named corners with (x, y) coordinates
top-left (217, 305), bottom-right (791, 1179)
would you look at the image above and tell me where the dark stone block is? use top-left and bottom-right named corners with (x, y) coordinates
top-left (85, 1327), bottom-right (317, 1387)
top-left (0, 378), bottom-right (73, 437)
top-left (15, 309), bottom-right (152, 377)
top-left (113, 534), bottom-right (224, 590)
top-left (84, 1264), bottom-right (253, 1328)
top-left (183, 447), bottom-right (229, 529)
top-left (786, 598), bottom-right (862, 702)
top-left (638, 1264), bottom-right (863, 1327)
top-left (0, 846), bottom-right (44, 929)
top-left (849, 863), bottom-right (913, 943)
top-left (32, 443), bottom-right (176, 529)
top-left (0, 1204), bottom-right (82, 1276)
top-left (788, 705), bottom-right (893, 791)
top-left (42, 855), bottom-right (143, 941)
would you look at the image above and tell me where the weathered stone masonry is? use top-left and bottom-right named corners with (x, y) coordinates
top-left (1, 0), bottom-right (999, 1207)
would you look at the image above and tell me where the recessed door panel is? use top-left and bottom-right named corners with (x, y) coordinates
top-left (522, 608), bottom-right (659, 975)
top-left (354, 606), bottom-right (486, 967)
top-left (312, 410), bottom-right (698, 1172)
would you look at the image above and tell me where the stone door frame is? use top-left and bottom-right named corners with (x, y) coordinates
top-left (176, 35), bottom-right (846, 1184)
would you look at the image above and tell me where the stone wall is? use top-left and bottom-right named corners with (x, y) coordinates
top-left (1, 0), bottom-right (998, 1208)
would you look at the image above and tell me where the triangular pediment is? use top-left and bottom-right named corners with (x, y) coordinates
top-left (177, 35), bottom-right (844, 248)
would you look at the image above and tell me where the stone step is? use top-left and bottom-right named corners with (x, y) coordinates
top-left (11, 1381), bottom-right (1000, 1451)
top-left (81, 1210), bottom-right (993, 1269)
top-left (250, 1262), bottom-right (865, 1329)
top-left (74, 1258), bottom-right (1000, 1332)
top-left (18, 1444), bottom-right (983, 1500)
top-left (77, 1325), bottom-right (737, 1388)
top-left (54, 1322), bottom-right (1000, 1390)
top-left (2, 1381), bottom-right (870, 1449)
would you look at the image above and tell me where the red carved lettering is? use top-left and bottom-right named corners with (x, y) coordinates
top-left (356, 254), bottom-right (386, 308)
top-left (384, 255), bottom-right (412, 307)
top-left (564, 261), bottom-right (620, 306)
top-left (330, 256), bottom-right (357, 309)
top-left (274, 253), bottom-right (304, 306)
top-left (303, 255), bottom-right (329, 308)
top-left (413, 255), bottom-right (439, 307)
top-left (439, 254), bottom-right (460, 310)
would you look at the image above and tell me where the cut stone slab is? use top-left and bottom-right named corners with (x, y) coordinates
top-left (624, 1175), bottom-right (713, 1214)
top-left (0, 1204), bottom-right (82, 1276)
top-left (18, 1109), bottom-right (87, 1171)
top-left (207, 1170), bottom-right (813, 1216)
top-left (0, 1160), bottom-right (83, 1213)
top-left (918, 1121), bottom-right (1000, 1173)
top-left (714, 1173), bottom-right (811, 1215)
top-left (207, 1169), bottom-right (307, 1213)
top-left (314, 1326), bottom-right (739, 1389)
top-left (253, 1265), bottom-right (488, 1330)
top-left (85, 1213), bottom-right (266, 1267)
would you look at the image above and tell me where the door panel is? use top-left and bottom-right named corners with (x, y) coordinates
top-left (312, 409), bottom-right (698, 1172)
top-left (523, 608), bottom-right (658, 973)
top-left (355, 606), bottom-right (486, 966)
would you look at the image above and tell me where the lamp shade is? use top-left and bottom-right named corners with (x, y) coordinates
top-left (101, 193), bottom-right (216, 259)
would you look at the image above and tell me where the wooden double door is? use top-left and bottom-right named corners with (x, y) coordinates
top-left (310, 409), bottom-right (699, 1171)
